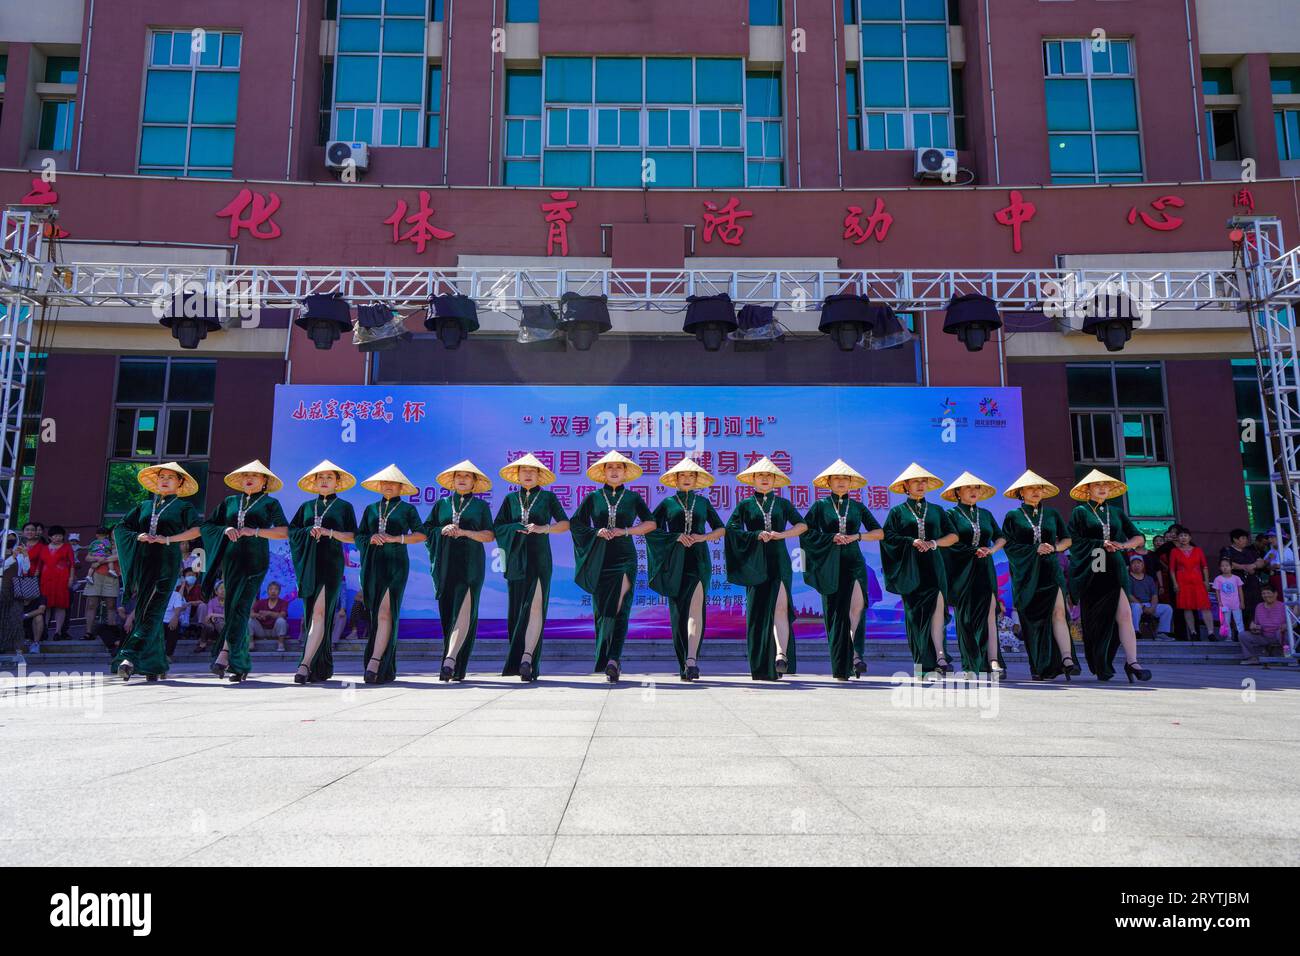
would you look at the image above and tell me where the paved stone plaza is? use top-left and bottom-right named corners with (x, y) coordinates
top-left (2, 661), bottom-right (1297, 866)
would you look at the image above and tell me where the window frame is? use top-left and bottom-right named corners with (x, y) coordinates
top-left (856, 1), bottom-right (954, 152)
top-left (1043, 36), bottom-right (1143, 184)
top-left (330, 0), bottom-right (434, 149)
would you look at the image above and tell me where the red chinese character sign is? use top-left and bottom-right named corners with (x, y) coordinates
top-left (384, 191), bottom-right (455, 253)
top-left (843, 198), bottom-right (893, 245)
top-left (216, 189), bottom-right (282, 240)
top-left (701, 197), bottom-right (753, 246)
top-left (1126, 195), bottom-right (1184, 232)
top-left (541, 191), bottom-right (577, 257)
top-left (994, 190), bottom-right (1036, 254)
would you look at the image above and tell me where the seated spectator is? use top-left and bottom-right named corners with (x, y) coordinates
top-left (181, 568), bottom-right (206, 634)
top-left (996, 597), bottom-right (1022, 653)
top-left (339, 590), bottom-right (367, 644)
top-left (1128, 556), bottom-right (1173, 639)
top-left (100, 597), bottom-right (137, 656)
top-left (249, 580), bottom-right (288, 652)
top-left (198, 582), bottom-right (225, 654)
top-left (1242, 585), bottom-right (1287, 664)
top-left (1212, 557), bottom-right (1244, 641)
top-left (163, 580), bottom-right (188, 660)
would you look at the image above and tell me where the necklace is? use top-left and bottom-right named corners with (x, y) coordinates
top-left (449, 492), bottom-right (471, 529)
top-left (960, 504), bottom-right (982, 548)
top-left (831, 494), bottom-right (849, 535)
top-left (755, 492), bottom-right (776, 533)
top-left (677, 491), bottom-right (695, 535)
top-left (312, 495), bottom-right (336, 531)
top-left (518, 487), bottom-right (539, 524)
top-left (236, 492), bottom-right (263, 531)
top-left (1022, 504), bottom-right (1044, 546)
top-left (149, 495), bottom-right (176, 536)
top-left (378, 496), bottom-right (400, 534)
top-left (1091, 502), bottom-right (1111, 540)
top-left (602, 486), bottom-right (624, 530)
top-left (906, 498), bottom-right (927, 534)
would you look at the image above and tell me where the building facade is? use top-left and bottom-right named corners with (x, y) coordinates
top-left (1, 0), bottom-right (1298, 545)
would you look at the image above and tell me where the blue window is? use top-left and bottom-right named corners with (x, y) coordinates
top-left (504, 68), bottom-right (541, 184)
top-left (750, 0), bottom-right (782, 26)
top-left (1271, 66), bottom-right (1300, 95)
top-left (546, 57), bottom-right (593, 103)
top-left (857, 0), bottom-right (951, 149)
top-left (44, 56), bottom-right (80, 84)
top-left (1276, 109), bottom-right (1300, 161)
top-left (506, 0), bottom-right (539, 22)
top-left (0, 54), bottom-right (8, 83)
top-left (596, 58), bottom-right (642, 103)
top-left (333, 0), bottom-right (433, 146)
top-left (139, 30), bottom-right (242, 176)
top-left (38, 101), bottom-right (76, 151)
top-left (746, 71), bottom-right (783, 185)
top-left (646, 58), bottom-right (693, 103)
top-left (1201, 67), bottom-right (1233, 96)
top-left (1044, 39), bottom-right (1142, 183)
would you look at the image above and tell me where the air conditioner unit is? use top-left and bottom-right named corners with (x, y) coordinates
top-left (326, 140), bottom-right (370, 174)
top-left (914, 147), bottom-right (957, 181)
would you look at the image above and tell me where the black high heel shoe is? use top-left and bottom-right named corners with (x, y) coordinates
top-left (853, 657), bottom-right (867, 679)
top-left (117, 660), bottom-right (135, 682)
top-left (1062, 656), bottom-right (1082, 678)
top-left (293, 665), bottom-right (309, 685)
top-left (439, 659), bottom-right (455, 682)
top-left (210, 659), bottom-right (228, 679)
top-left (145, 673), bottom-right (160, 683)
top-left (775, 654), bottom-right (789, 676)
top-left (605, 660), bottom-right (621, 684)
top-left (364, 658), bottom-right (381, 685)
top-left (519, 655), bottom-right (534, 682)
top-left (228, 672), bottom-right (248, 683)
top-left (683, 658), bottom-right (699, 682)
top-left (935, 655), bottom-right (952, 677)
top-left (1124, 661), bottom-right (1152, 683)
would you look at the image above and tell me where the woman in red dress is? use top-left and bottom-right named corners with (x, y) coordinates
top-left (1168, 527), bottom-right (1214, 640)
top-left (30, 524), bottom-right (76, 639)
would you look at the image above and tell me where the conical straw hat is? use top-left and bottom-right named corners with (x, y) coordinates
top-left (660, 456), bottom-right (715, 489)
top-left (362, 464), bottom-right (418, 497)
top-left (224, 459), bottom-right (283, 493)
top-left (736, 456), bottom-right (791, 487)
top-left (1003, 469), bottom-right (1060, 500)
top-left (139, 461), bottom-right (199, 497)
top-left (586, 450), bottom-right (643, 483)
top-left (813, 458), bottom-right (867, 490)
top-left (437, 459), bottom-right (492, 494)
top-left (1070, 468), bottom-right (1127, 501)
top-left (500, 452), bottom-right (557, 486)
top-left (298, 459), bottom-right (357, 493)
top-left (940, 471), bottom-right (997, 503)
top-left (888, 462), bottom-right (943, 495)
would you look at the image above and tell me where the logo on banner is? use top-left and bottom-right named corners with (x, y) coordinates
top-left (976, 397), bottom-right (1006, 428)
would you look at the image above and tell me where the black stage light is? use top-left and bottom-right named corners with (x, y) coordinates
top-left (158, 290), bottom-right (222, 350)
top-left (683, 293), bottom-right (738, 351)
top-left (517, 303), bottom-right (567, 351)
top-left (863, 303), bottom-right (913, 350)
top-left (296, 292), bottom-right (352, 350)
top-left (819, 293), bottom-right (872, 351)
top-left (1082, 286), bottom-right (1139, 352)
top-left (352, 303), bottom-right (412, 352)
top-left (730, 304), bottom-right (783, 351)
top-left (426, 293), bottom-right (480, 350)
top-left (558, 292), bottom-right (612, 352)
top-left (942, 293), bottom-right (1002, 352)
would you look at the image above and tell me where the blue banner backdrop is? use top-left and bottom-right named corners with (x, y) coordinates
top-left (265, 385), bottom-right (1026, 639)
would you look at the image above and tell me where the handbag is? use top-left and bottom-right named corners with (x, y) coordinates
top-left (12, 575), bottom-right (41, 601)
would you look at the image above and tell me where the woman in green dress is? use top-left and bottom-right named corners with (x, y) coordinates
top-left (570, 450), bottom-right (656, 683)
top-left (939, 472), bottom-right (1009, 679)
top-left (112, 462), bottom-right (203, 682)
top-left (424, 460), bottom-right (495, 683)
top-left (355, 464), bottom-right (426, 684)
top-left (287, 460), bottom-right (358, 685)
top-left (725, 457), bottom-right (807, 681)
top-left (800, 459), bottom-right (884, 681)
top-left (646, 457), bottom-right (726, 682)
top-left (879, 463), bottom-right (958, 677)
top-left (494, 453), bottom-right (570, 682)
top-left (200, 459), bottom-right (288, 682)
top-left (1000, 469), bottom-right (1080, 681)
top-left (1067, 469), bottom-right (1152, 682)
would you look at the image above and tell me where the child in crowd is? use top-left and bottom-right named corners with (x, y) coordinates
top-left (198, 582), bottom-right (225, 654)
top-left (995, 596), bottom-right (1023, 654)
top-left (1212, 557), bottom-right (1243, 640)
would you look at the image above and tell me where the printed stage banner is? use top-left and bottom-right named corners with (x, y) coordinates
top-left (267, 385), bottom-right (1026, 639)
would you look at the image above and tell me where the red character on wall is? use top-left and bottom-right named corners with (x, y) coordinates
top-left (541, 191), bottom-right (577, 257)
top-left (701, 196), bottom-right (753, 246)
top-left (843, 197), bottom-right (893, 244)
top-left (1126, 195), bottom-right (1184, 232)
top-left (994, 190), bottom-right (1036, 254)
top-left (384, 191), bottom-right (455, 253)
top-left (216, 189), bottom-right (282, 240)
top-left (1232, 188), bottom-right (1256, 213)
top-left (18, 179), bottom-right (58, 205)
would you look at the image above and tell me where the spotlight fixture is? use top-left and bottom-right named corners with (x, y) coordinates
top-left (517, 303), bottom-right (567, 351)
top-left (730, 304), bottom-right (783, 351)
top-left (683, 293), bottom-right (738, 351)
top-left (295, 292), bottom-right (352, 351)
top-left (942, 293), bottom-right (1002, 352)
top-left (352, 303), bottom-right (412, 352)
top-left (1082, 286), bottom-right (1140, 352)
top-left (158, 292), bottom-right (222, 350)
top-left (557, 292), bottom-right (612, 352)
top-left (863, 303), bottom-right (913, 351)
top-left (426, 293), bottom-right (480, 350)
top-left (819, 293), bottom-right (873, 351)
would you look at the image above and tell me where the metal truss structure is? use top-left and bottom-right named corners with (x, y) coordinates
top-left (1, 205), bottom-right (1298, 656)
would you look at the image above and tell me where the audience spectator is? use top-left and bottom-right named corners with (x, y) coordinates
top-left (181, 567), bottom-right (206, 635)
top-left (82, 526), bottom-right (120, 644)
top-left (29, 524), bottom-right (75, 640)
top-left (198, 582), bottom-right (225, 654)
top-left (1128, 556), bottom-right (1173, 639)
top-left (163, 580), bottom-right (189, 660)
top-left (996, 596), bottom-right (1022, 653)
top-left (0, 547), bottom-right (26, 656)
top-left (1169, 528), bottom-right (1215, 640)
top-left (1220, 528), bottom-right (1264, 626)
top-left (1242, 585), bottom-right (1287, 664)
top-left (1212, 557), bottom-right (1244, 640)
top-left (250, 581), bottom-right (288, 652)
top-left (338, 589), bottom-right (367, 644)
